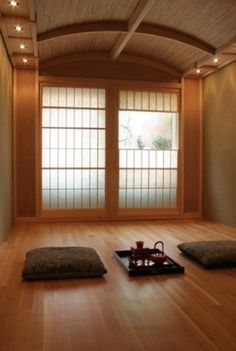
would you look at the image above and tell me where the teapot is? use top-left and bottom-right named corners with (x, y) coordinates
top-left (149, 241), bottom-right (167, 264)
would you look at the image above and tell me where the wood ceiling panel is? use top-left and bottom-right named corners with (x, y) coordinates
top-left (5, 22), bottom-right (32, 38)
top-left (1, 0), bottom-right (234, 77)
top-left (35, 0), bottom-right (138, 34)
top-left (10, 37), bottom-right (33, 54)
top-left (0, 0), bottom-right (38, 68)
top-left (125, 34), bottom-right (205, 72)
top-left (11, 54), bottom-right (38, 68)
top-left (145, 0), bottom-right (236, 48)
top-left (39, 32), bottom-right (120, 62)
top-left (0, 0), bottom-right (29, 17)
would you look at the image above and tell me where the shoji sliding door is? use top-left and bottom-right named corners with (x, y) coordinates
top-left (41, 86), bottom-right (106, 213)
top-left (119, 90), bottom-right (179, 211)
top-left (40, 83), bottom-right (180, 219)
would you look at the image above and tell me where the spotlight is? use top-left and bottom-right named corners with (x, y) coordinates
top-left (10, 0), bottom-right (18, 7)
top-left (15, 25), bottom-right (23, 32)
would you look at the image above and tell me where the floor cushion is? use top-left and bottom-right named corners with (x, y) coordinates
top-left (177, 240), bottom-right (236, 268)
top-left (22, 246), bottom-right (107, 280)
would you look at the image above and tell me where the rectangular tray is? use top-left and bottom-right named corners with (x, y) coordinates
top-left (114, 249), bottom-right (184, 276)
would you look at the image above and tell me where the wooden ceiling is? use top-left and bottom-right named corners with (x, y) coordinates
top-left (0, 0), bottom-right (236, 78)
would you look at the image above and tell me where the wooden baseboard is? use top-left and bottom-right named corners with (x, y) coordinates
top-left (15, 213), bottom-right (201, 223)
top-left (182, 212), bottom-right (201, 219)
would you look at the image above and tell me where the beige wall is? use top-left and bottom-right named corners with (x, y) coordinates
top-left (203, 62), bottom-right (236, 227)
top-left (0, 35), bottom-right (13, 241)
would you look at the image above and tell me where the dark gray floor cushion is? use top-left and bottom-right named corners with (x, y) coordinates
top-left (177, 240), bottom-right (236, 268)
top-left (22, 246), bottom-right (107, 280)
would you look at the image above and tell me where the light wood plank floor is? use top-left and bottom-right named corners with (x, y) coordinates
top-left (0, 220), bottom-right (235, 351)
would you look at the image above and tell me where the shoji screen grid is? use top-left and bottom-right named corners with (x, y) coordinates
top-left (119, 90), bottom-right (179, 209)
top-left (41, 87), bottom-right (106, 209)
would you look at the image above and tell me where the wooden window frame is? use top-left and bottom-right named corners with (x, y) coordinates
top-left (37, 77), bottom-right (182, 220)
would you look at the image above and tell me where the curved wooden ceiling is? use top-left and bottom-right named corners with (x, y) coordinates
top-left (0, 0), bottom-right (236, 78)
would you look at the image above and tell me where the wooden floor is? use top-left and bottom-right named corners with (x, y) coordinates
top-left (0, 220), bottom-right (236, 351)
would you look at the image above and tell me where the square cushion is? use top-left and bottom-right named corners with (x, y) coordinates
top-left (22, 246), bottom-right (107, 280)
top-left (177, 240), bottom-right (236, 268)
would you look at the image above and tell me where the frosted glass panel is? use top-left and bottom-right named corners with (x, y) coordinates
top-left (58, 88), bottom-right (66, 107)
top-left (171, 93), bottom-right (178, 112)
top-left (120, 90), bottom-right (179, 112)
top-left (119, 90), bottom-right (179, 209)
top-left (43, 190), bottom-right (50, 208)
top-left (42, 87), bottom-right (50, 106)
top-left (58, 109), bottom-right (66, 127)
top-left (42, 108), bottom-right (50, 126)
top-left (164, 93), bottom-right (171, 111)
top-left (51, 88), bottom-right (59, 106)
top-left (42, 86), bottom-right (106, 210)
top-left (42, 170), bottom-right (50, 189)
top-left (58, 170), bottom-right (66, 189)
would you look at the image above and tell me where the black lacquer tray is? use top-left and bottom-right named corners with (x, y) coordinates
top-left (114, 249), bottom-right (185, 276)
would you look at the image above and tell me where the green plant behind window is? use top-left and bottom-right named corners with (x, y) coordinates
top-left (152, 136), bottom-right (171, 150)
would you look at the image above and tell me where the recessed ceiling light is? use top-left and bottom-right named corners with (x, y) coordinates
top-left (15, 25), bottom-right (23, 32)
top-left (9, 0), bottom-right (18, 7)
top-left (19, 43), bottom-right (26, 49)
top-left (22, 58), bottom-right (28, 63)
top-left (213, 57), bottom-right (219, 63)
top-left (196, 68), bottom-right (201, 74)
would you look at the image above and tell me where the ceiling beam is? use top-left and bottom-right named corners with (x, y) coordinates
top-left (37, 21), bottom-right (214, 55)
top-left (137, 24), bottom-right (215, 54)
top-left (11, 53), bottom-right (36, 59)
top-left (111, 0), bottom-right (156, 59)
top-left (215, 35), bottom-right (236, 54)
top-left (39, 51), bottom-right (181, 77)
top-left (0, 15), bottom-right (34, 25)
top-left (37, 21), bottom-right (127, 41)
top-left (28, 0), bottom-right (38, 57)
top-left (0, 12), bottom-right (13, 57)
top-left (183, 35), bottom-right (236, 77)
top-left (118, 53), bottom-right (181, 77)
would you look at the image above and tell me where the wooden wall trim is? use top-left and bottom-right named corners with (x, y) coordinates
top-left (182, 78), bottom-right (202, 215)
top-left (15, 213), bottom-right (199, 223)
top-left (39, 75), bottom-right (181, 89)
top-left (13, 69), bottom-right (17, 220)
top-left (14, 68), bottom-right (38, 219)
top-left (199, 79), bottom-right (203, 217)
top-left (34, 70), bottom-right (40, 217)
top-left (106, 86), bottom-right (119, 217)
top-left (179, 78), bottom-right (185, 215)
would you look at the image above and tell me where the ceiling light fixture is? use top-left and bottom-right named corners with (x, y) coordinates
top-left (9, 0), bottom-right (18, 7)
top-left (19, 43), bottom-right (26, 49)
top-left (213, 57), bottom-right (219, 63)
top-left (15, 25), bottom-right (23, 32)
top-left (22, 58), bottom-right (28, 63)
top-left (196, 68), bottom-right (201, 74)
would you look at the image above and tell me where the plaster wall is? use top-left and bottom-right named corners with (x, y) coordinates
top-left (203, 62), bottom-right (236, 227)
